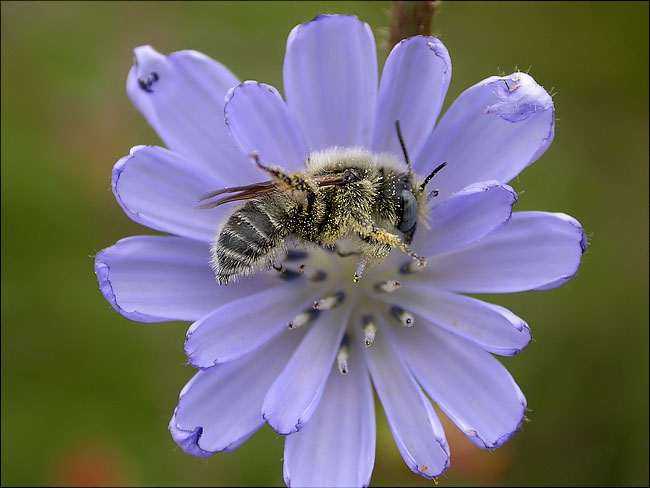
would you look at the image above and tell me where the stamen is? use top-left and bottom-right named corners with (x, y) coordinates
top-left (399, 259), bottom-right (427, 275)
top-left (313, 291), bottom-right (345, 310)
top-left (288, 309), bottom-right (320, 329)
top-left (362, 315), bottom-right (377, 347)
top-left (390, 306), bottom-right (414, 327)
top-left (285, 250), bottom-right (309, 261)
top-left (272, 262), bottom-right (301, 281)
top-left (374, 280), bottom-right (401, 293)
top-left (337, 333), bottom-right (350, 375)
top-left (353, 256), bottom-right (367, 283)
top-left (334, 244), bottom-right (361, 258)
top-left (299, 264), bottom-right (327, 282)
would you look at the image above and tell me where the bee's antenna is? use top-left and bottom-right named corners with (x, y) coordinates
top-left (395, 120), bottom-right (411, 171)
top-left (419, 162), bottom-right (447, 192)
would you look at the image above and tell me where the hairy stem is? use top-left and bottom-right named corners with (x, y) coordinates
top-left (388, 1), bottom-right (438, 50)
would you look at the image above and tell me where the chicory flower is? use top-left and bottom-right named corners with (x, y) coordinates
top-left (95, 14), bottom-right (585, 487)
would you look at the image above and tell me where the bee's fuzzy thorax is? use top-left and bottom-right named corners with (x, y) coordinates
top-left (211, 146), bottom-right (433, 285)
top-left (304, 147), bottom-right (407, 175)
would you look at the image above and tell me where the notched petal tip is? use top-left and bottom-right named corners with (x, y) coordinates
top-left (535, 212), bottom-right (588, 290)
top-left (184, 355), bottom-right (218, 372)
top-left (424, 435), bottom-right (451, 479)
top-left (93, 242), bottom-right (160, 323)
top-left (169, 410), bottom-right (214, 458)
top-left (485, 72), bottom-right (554, 123)
top-left (183, 329), bottom-right (219, 371)
top-left (463, 400), bottom-right (526, 450)
top-left (311, 12), bottom-right (361, 23)
top-left (110, 144), bottom-right (151, 218)
top-left (130, 46), bottom-right (169, 94)
top-left (495, 333), bottom-right (532, 357)
top-left (132, 45), bottom-right (167, 73)
top-left (224, 79), bottom-right (266, 103)
top-left (461, 180), bottom-right (519, 204)
top-left (557, 213), bottom-right (588, 254)
top-left (407, 440), bottom-right (450, 480)
top-left (94, 251), bottom-right (119, 313)
top-left (289, 13), bottom-right (371, 43)
top-left (465, 407), bottom-right (526, 450)
top-left (400, 36), bottom-right (451, 75)
top-left (172, 385), bottom-right (254, 455)
top-left (261, 411), bottom-right (304, 436)
top-left (223, 80), bottom-right (284, 129)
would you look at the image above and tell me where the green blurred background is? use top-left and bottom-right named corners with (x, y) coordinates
top-left (1, 1), bottom-right (648, 486)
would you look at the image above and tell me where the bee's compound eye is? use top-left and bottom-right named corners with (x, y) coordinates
top-left (398, 189), bottom-right (418, 232)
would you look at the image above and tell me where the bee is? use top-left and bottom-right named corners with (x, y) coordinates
top-left (198, 121), bottom-right (446, 285)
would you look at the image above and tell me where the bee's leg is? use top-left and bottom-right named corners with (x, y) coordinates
top-left (351, 212), bottom-right (426, 270)
top-left (249, 152), bottom-right (316, 194)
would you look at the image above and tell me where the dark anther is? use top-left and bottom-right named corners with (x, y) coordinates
top-left (272, 262), bottom-right (301, 281)
top-left (390, 305), bottom-right (404, 319)
top-left (288, 308), bottom-right (320, 329)
top-left (285, 250), bottom-right (309, 261)
top-left (138, 72), bottom-right (159, 93)
top-left (390, 305), bottom-right (414, 327)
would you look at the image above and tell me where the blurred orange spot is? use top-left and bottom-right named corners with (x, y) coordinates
top-left (439, 413), bottom-right (512, 482)
top-left (51, 442), bottom-right (132, 487)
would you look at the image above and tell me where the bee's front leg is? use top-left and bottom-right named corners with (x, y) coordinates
top-left (350, 211), bottom-right (426, 271)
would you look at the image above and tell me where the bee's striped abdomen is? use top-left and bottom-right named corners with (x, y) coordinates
top-left (213, 199), bottom-right (289, 285)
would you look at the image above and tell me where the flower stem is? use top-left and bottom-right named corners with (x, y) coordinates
top-left (388, 1), bottom-right (438, 50)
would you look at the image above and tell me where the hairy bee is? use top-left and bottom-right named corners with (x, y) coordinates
top-left (198, 123), bottom-right (446, 285)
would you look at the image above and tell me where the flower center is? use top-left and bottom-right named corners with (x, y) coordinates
top-left (267, 243), bottom-right (422, 375)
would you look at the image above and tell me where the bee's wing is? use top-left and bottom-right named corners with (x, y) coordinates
top-left (196, 170), bottom-right (356, 210)
top-left (196, 180), bottom-right (276, 209)
top-left (313, 169), bottom-right (362, 187)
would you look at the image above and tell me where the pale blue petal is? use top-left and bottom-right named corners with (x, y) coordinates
top-left (283, 14), bottom-right (377, 150)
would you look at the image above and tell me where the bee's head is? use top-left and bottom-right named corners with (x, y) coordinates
top-left (395, 176), bottom-right (419, 240)
top-left (393, 120), bottom-right (447, 243)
